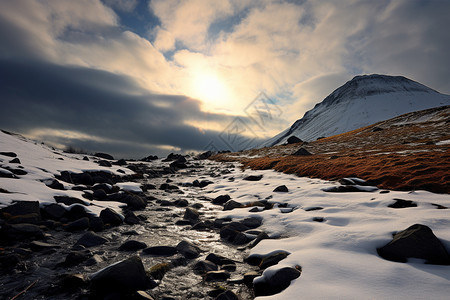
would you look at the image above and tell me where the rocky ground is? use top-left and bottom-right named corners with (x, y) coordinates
top-left (0, 153), bottom-right (295, 300)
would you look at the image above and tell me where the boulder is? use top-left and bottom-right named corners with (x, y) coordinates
top-left (223, 200), bottom-right (244, 211)
top-left (183, 207), bottom-right (200, 221)
top-left (90, 256), bottom-right (155, 298)
top-left (193, 260), bottom-right (218, 275)
top-left (54, 196), bottom-right (86, 206)
top-left (243, 175), bottom-right (263, 181)
top-left (46, 179), bottom-right (65, 190)
top-left (273, 185), bottom-right (288, 192)
top-left (42, 203), bottom-right (66, 220)
top-left (212, 195), bottom-right (231, 205)
top-left (119, 240), bottom-right (147, 252)
top-left (286, 136), bottom-right (303, 144)
top-left (377, 224), bottom-right (450, 264)
top-left (0, 201), bottom-right (40, 217)
top-left (253, 267), bottom-right (301, 296)
top-left (99, 208), bottom-right (123, 226)
top-left (204, 270), bottom-right (230, 282)
top-left (64, 217), bottom-right (90, 232)
top-left (176, 240), bottom-right (200, 259)
top-left (292, 148), bottom-right (312, 156)
top-left (388, 199), bottom-right (417, 209)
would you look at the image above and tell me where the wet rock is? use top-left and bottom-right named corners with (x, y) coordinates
top-left (243, 271), bottom-right (260, 285)
top-left (90, 256), bottom-right (155, 298)
top-left (193, 260), bottom-right (218, 275)
top-left (243, 175), bottom-right (263, 181)
top-left (54, 196), bottom-right (86, 206)
top-left (212, 195), bottom-right (231, 205)
top-left (292, 148), bottom-right (312, 156)
top-left (273, 185), bottom-right (288, 192)
top-left (259, 251), bottom-right (290, 269)
top-left (388, 199), bottom-right (417, 209)
top-left (223, 200), bottom-right (244, 211)
top-left (142, 246), bottom-right (178, 256)
top-left (253, 266), bottom-right (301, 296)
top-left (64, 250), bottom-right (92, 266)
top-left (249, 232), bottom-right (270, 248)
top-left (59, 273), bottom-right (87, 291)
top-left (29, 240), bottom-right (61, 251)
top-left (149, 262), bottom-right (172, 280)
top-left (215, 290), bottom-right (239, 300)
top-left (191, 220), bottom-right (213, 230)
top-left (64, 217), bottom-right (90, 232)
top-left (377, 224), bottom-right (450, 264)
top-left (204, 270), bottom-right (230, 282)
top-left (205, 253), bottom-right (235, 266)
top-left (42, 203), bottom-right (66, 220)
top-left (220, 223), bottom-right (252, 245)
top-left (221, 264), bottom-right (236, 272)
top-left (76, 231), bottom-right (108, 247)
top-left (100, 208), bottom-right (123, 226)
top-left (0, 200), bottom-right (40, 217)
top-left (94, 152), bottom-right (114, 160)
top-left (119, 240), bottom-right (147, 252)
top-left (176, 240), bottom-right (200, 259)
top-left (124, 211), bottom-right (140, 225)
top-left (183, 207), bottom-right (200, 221)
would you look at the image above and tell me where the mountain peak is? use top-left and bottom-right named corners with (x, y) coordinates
top-left (262, 74), bottom-right (449, 147)
top-left (322, 74), bottom-right (438, 106)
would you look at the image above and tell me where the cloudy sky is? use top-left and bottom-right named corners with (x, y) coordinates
top-left (1, 0), bottom-right (449, 158)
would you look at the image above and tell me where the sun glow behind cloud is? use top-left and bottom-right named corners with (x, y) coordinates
top-left (190, 68), bottom-right (232, 111)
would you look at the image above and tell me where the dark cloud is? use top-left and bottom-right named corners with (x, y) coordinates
top-left (0, 59), bottom-right (263, 158)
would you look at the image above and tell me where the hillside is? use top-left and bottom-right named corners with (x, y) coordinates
top-left (214, 105), bottom-right (450, 193)
top-left (263, 74), bottom-right (450, 147)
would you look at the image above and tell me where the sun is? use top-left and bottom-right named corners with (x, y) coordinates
top-left (191, 70), bottom-right (230, 108)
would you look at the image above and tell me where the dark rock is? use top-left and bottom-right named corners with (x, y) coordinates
top-left (94, 152), bottom-right (114, 160)
top-left (86, 254), bottom-right (103, 266)
top-left (76, 231), bottom-right (108, 247)
top-left (89, 216), bottom-right (104, 232)
top-left (90, 256), bottom-right (155, 298)
top-left (0, 168), bottom-right (16, 178)
top-left (9, 157), bottom-right (20, 164)
top-left (141, 184), bottom-right (156, 191)
top-left (170, 160), bottom-right (188, 169)
top-left (93, 189), bottom-right (108, 200)
top-left (0, 200), bottom-right (40, 216)
top-left (220, 223), bottom-right (252, 245)
top-left (193, 179), bottom-right (213, 188)
top-left (0, 151), bottom-right (17, 157)
top-left (240, 217), bottom-right (262, 229)
top-left (115, 159), bottom-right (127, 166)
top-left (215, 290), bottom-right (239, 300)
top-left (377, 224), bottom-right (450, 264)
top-left (292, 147), bottom-right (312, 156)
top-left (249, 232), bottom-right (270, 248)
top-left (286, 136), bottom-right (303, 144)
top-left (64, 217), bottom-right (90, 232)
top-left (0, 253), bottom-right (22, 271)
top-left (176, 240), bottom-right (200, 259)
top-left (122, 194), bottom-right (147, 210)
top-left (66, 205), bottom-right (90, 221)
top-left (59, 273), bottom-right (87, 291)
top-left (322, 185), bottom-right (377, 192)
top-left (141, 155), bottom-right (158, 162)
top-left (1, 223), bottom-right (44, 240)
top-left (124, 211), bottom-right (140, 225)
top-left (64, 251), bottom-right (92, 266)
top-left (304, 207), bottom-right (323, 212)
top-left (243, 271), bottom-right (260, 285)
top-left (193, 260), bottom-right (218, 275)
top-left (372, 126), bottom-right (384, 132)
top-left (243, 175), bottom-right (263, 181)
top-left (119, 240), bottom-right (147, 251)
top-left (42, 203), bottom-right (65, 221)
top-left (259, 251), bottom-right (290, 269)
top-left (191, 203), bottom-right (203, 209)
top-left (204, 270), bottom-right (230, 282)
top-left (54, 196), bottom-right (86, 206)
top-left (313, 217), bottom-right (325, 222)
top-left (183, 207), bottom-right (200, 221)
top-left (47, 179), bottom-right (64, 190)
top-left (174, 199), bottom-right (189, 207)
top-left (253, 266), bottom-right (301, 296)
top-left (191, 220), bottom-right (213, 230)
top-left (196, 151), bottom-right (213, 159)
top-left (388, 199), bottom-right (417, 209)
top-left (223, 200), bottom-right (244, 211)
top-left (83, 156), bottom-right (89, 161)
top-left (100, 208), bottom-right (123, 226)
top-left (7, 213), bottom-right (40, 224)
top-left (98, 160), bottom-right (112, 167)
top-left (142, 246), bottom-right (178, 256)
top-left (205, 253), bottom-right (235, 266)
top-left (221, 264), bottom-right (236, 272)
top-left (273, 185), bottom-right (288, 192)
top-left (93, 183), bottom-right (114, 194)
top-left (431, 203), bottom-right (448, 209)
top-left (212, 195), bottom-right (231, 205)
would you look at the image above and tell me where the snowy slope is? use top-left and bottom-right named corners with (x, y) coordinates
top-left (0, 130), bottom-right (134, 215)
top-left (263, 74), bottom-right (450, 147)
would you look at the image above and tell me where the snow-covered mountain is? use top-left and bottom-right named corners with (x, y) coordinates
top-left (262, 74), bottom-right (450, 147)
